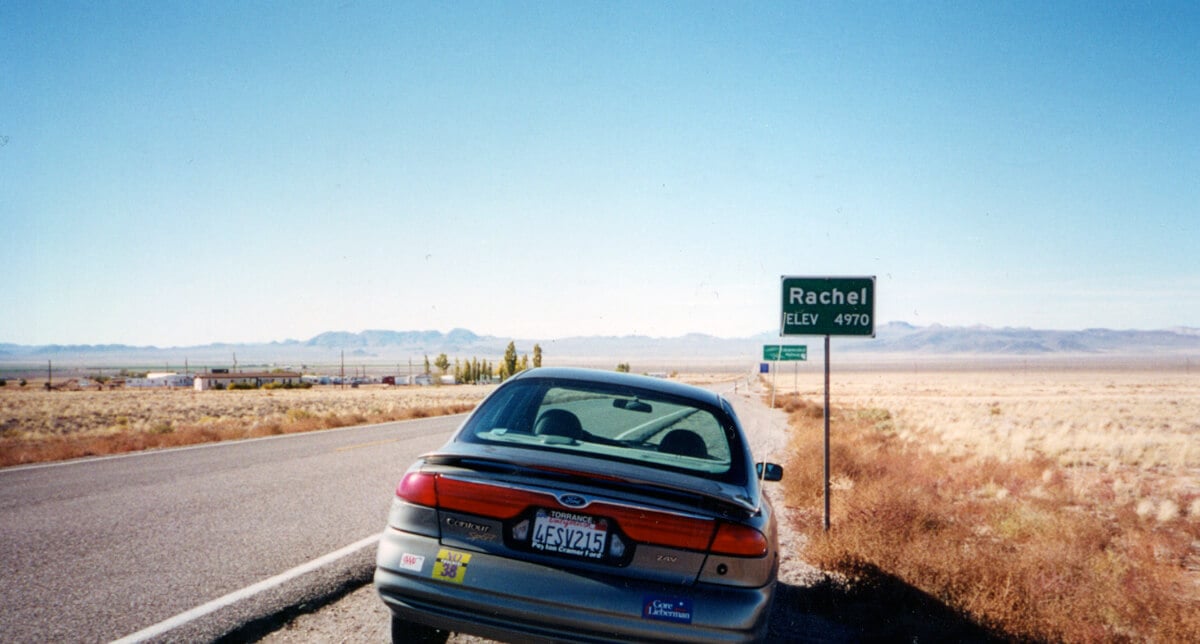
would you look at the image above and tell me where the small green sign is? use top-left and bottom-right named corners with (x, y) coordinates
top-left (763, 345), bottom-right (807, 361)
top-left (781, 276), bottom-right (876, 337)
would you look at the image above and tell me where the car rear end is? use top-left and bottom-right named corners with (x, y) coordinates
top-left (375, 369), bottom-right (779, 643)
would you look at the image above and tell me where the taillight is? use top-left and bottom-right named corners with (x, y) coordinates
top-left (612, 509), bottom-right (714, 551)
top-left (396, 471), bottom-right (438, 507)
top-left (710, 522), bottom-right (768, 557)
top-left (436, 477), bottom-right (544, 519)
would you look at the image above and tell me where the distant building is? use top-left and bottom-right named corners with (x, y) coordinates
top-left (126, 373), bottom-right (195, 388)
top-left (193, 371), bottom-right (301, 391)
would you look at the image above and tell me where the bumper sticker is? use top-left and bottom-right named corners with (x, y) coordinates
top-left (398, 553), bottom-right (425, 573)
top-left (432, 548), bottom-right (471, 584)
top-left (642, 596), bottom-right (693, 624)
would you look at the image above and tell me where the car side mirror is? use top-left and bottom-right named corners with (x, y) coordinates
top-left (755, 462), bottom-right (783, 482)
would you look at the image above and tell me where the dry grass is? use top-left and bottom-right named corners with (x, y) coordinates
top-left (774, 368), bottom-right (1200, 642)
top-left (0, 385), bottom-right (488, 467)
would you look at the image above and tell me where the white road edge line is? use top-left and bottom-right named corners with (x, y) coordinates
top-left (111, 533), bottom-right (381, 644)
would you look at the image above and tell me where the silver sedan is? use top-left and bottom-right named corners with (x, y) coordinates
top-left (375, 367), bottom-right (784, 643)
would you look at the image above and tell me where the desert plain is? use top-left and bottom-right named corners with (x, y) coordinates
top-left (785, 363), bottom-right (1200, 509)
top-left (3, 359), bottom-right (1198, 640)
top-left (767, 357), bottom-right (1199, 641)
top-left (0, 383), bottom-right (490, 467)
top-left (3, 361), bottom-right (1197, 505)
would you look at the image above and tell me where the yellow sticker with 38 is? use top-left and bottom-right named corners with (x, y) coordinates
top-left (432, 548), bottom-right (471, 584)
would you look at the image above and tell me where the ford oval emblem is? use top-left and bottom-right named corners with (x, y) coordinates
top-left (558, 494), bottom-right (588, 508)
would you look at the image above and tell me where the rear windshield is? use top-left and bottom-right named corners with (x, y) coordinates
top-left (458, 377), bottom-right (742, 481)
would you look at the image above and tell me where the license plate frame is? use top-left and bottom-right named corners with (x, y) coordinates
top-left (530, 508), bottom-right (608, 560)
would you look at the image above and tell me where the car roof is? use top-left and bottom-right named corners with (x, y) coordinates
top-left (509, 367), bottom-right (724, 407)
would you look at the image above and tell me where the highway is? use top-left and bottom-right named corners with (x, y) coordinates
top-left (0, 414), bottom-right (464, 643)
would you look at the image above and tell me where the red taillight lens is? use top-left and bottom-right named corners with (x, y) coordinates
top-left (609, 509), bottom-right (714, 551)
top-left (710, 522), bottom-right (768, 557)
top-left (396, 472), bottom-right (438, 507)
top-left (437, 478), bottom-right (547, 519)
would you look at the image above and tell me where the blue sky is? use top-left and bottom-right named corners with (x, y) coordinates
top-left (2, 1), bottom-right (1196, 347)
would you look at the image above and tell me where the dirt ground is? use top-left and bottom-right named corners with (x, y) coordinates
top-left (780, 367), bottom-right (1200, 517)
top-left (0, 384), bottom-right (494, 439)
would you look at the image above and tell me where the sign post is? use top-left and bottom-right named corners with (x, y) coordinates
top-left (780, 276), bottom-right (875, 531)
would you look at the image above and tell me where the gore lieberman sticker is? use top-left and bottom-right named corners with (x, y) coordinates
top-left (642, 596), bottom-right (693, 624)
top-left (398, 553), bottom-right (425, 573)
top-left (432, 548), bottom-right (471, 584)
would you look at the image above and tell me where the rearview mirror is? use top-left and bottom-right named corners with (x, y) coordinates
top-left (613, 398), bottom-right (652, 413)
top-left (755, 462), bottom-right (783, 482)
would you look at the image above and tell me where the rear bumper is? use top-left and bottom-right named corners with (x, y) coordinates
top-left (374, 527), bottom-right (773, 643)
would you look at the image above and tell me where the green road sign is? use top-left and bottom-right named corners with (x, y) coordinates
top-left (763, 345), bottom-right (807, 361)
top-left (780, 276), bottom-right (876, 337)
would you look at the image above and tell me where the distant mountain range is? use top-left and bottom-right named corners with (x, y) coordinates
top-left (859, 322), bottom-right (1200, 354)
top-left (1, 324), bottom-right (1198, 368)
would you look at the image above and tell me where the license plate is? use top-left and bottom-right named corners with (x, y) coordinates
top-left (531, 509), bottom-right (607, 559)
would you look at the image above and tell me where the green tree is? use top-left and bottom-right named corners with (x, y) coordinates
top-left (532, 343), bottom-right (542, 368)
top-left (615, 362), bottom-right (630, 373)
top-left (434, 353), bottom-right (450, 375)
top-left (519, 354), bottom-right (529, 373)
top-left (503, 341), bottom-right (518, 379)
top-left (423, 355), bottom-right (431, 376)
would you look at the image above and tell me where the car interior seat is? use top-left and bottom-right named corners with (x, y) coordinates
top-left (658, 429), bottom-right (708, 459)
top-left (534, 409), bottom-right (584, 440)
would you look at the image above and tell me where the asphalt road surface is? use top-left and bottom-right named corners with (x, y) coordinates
top-left (0, 414), bottom-right (464, 643)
